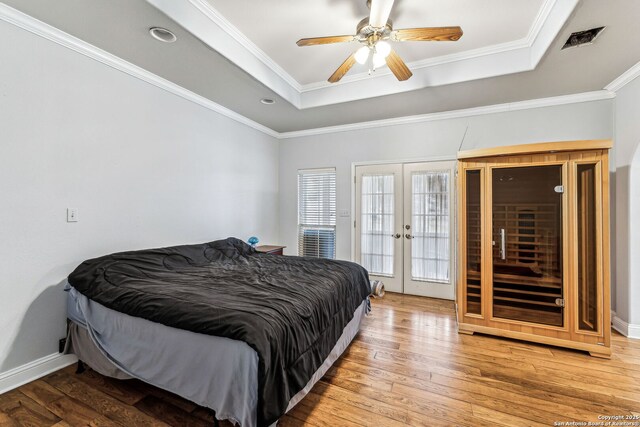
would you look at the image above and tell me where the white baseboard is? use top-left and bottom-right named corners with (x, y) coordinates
top-left (0, 353), bottom-right (78, 395)
top-left (612, 311), bottom-right (640, 339)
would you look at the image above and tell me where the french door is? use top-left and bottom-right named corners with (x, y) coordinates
top-left (355, 161), bottom-right (455, 299)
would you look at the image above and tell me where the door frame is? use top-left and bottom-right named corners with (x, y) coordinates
top-left (351, 155), bottom-right (457, 298)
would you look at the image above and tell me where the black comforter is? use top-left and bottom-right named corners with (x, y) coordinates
top-left (68, 237), bottom-right (370, 426)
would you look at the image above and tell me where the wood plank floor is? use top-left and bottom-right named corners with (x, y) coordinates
top-left (1, 293), bottom-right (639, 426)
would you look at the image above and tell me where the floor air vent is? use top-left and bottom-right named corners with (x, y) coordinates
top-left (562, 27), bottom-right (605, 50)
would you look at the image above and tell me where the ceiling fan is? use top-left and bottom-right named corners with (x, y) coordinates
top-left (296, 0), bottom-right (463, 83)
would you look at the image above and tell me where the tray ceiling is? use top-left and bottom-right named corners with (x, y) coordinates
top-left (149, 0), bottom-right (577, 107)
top-left (205, 0), bottom-right (544, 85)
top-left (2, 0), bottom-right (639, 133)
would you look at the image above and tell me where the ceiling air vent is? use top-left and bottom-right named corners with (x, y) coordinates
top-left (562, 26), bottom-right (605, 50)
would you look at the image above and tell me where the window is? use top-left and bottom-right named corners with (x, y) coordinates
top-left (298, 168), bottom-right (336, 259)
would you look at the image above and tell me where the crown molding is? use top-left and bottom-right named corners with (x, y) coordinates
top-left (1, 3), bottom-right (619, 142)
top-left (186, 0), bottom-right (302, 92)
top-left (278, 90), bottom-right (615, 139)
top-left (147, 0), bottom-right (302, 108)
top-left (0, 3), bottom-right (279, 139)
top-left (148, 0), bottom-right (578, 109)
top-left (605, 60), bottom-right (640, 92)
top-left (526, 0), bottom-right (558, 46)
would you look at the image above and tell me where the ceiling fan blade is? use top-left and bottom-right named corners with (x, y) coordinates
top-left (392, 26), bottom-right (463, 42)
top-left (385, 49), bottom-right (412, 81)
top-left (328, 53), bottom-right (357, 83)
top-left (296, 35), bottom-right (355, 47)
top-left (369, 0), bottom-right (395, 28)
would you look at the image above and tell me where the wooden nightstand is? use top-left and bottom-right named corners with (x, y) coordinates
top-left (255, 245), bottom-right (286, 255)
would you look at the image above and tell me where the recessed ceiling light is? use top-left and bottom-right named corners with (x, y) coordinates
top-left (149, 27), bottom-right (177, 43)
top-left (260, 98), bottom-right (275, 105)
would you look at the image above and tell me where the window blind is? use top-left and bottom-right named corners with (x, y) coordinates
top-left (298, 168), bottom-right (336, 259)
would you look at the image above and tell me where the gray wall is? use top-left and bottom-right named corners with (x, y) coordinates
top-left (279, 100), bottom-right (614, 261)
top-left (279, 92), bottom-right (640, 329)
top-left (613, 75), bottom-right (640, 327)
top-left (0, 20), bottom-right (279, 373)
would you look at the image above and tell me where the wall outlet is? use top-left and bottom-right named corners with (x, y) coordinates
top-left (67, 208), bottom-right (79, 222)
top-left (339, 209), bottom-right (350, 217)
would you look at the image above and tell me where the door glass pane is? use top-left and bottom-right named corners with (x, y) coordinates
top-left (361, 174), bottom-right (395, 276)
top-left (577, 164), bottom-right (598, 332)
top-left (466, 170), bottom-right (482, 314)
top-left (411, 171), bottom-right (450, 282)
top-left (492, 166), bottom-right (564, 326)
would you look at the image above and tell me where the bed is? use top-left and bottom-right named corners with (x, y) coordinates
top-left (65, 237), bottom-right (371, 427)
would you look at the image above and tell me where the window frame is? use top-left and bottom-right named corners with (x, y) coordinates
top-left (297, 168), bottom-right (337, 259)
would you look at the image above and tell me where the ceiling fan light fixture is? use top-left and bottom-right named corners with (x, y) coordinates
top-left (297, 0), bottom-right (463, 83)
top-left (355, 46), bottom-right (370, 64)
top-left (375, 41), bottom-right (391, 58)
top-left (373, 52), bottom-right (386, 68)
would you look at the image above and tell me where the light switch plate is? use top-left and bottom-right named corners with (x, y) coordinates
top-left (67, 208), bottom-right (79, 222)
top-left (339, 209), bottom-right (350, 217)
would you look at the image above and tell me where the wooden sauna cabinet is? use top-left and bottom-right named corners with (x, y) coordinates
top-left (456, 140), bottom-right (612, 358)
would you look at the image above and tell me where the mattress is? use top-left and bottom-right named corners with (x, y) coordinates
top-left (66, 284), bottom-right (367, 427)
top-left (68, 237), bottom-right (371, 425)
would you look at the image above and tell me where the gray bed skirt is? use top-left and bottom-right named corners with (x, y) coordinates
top-left (65, 285), bottom-right (367, 426)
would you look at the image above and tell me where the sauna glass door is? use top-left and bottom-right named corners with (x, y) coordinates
top-left (491, 165), bottom-right (564, 326)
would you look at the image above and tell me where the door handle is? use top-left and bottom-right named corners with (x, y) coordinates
top-left (405, 233), bottom-right (414, 239)
top-left (392, 233), bottom-right (402, 239)
top-left (499, 228), bottom-right (506, 260)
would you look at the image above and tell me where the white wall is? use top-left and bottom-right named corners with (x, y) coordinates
top-left (613, 74), bottom-right (640, 330)
top-left (279, 100), bottom-right (614, 263)
top-left (0, 20), bottom-right (279, 374)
